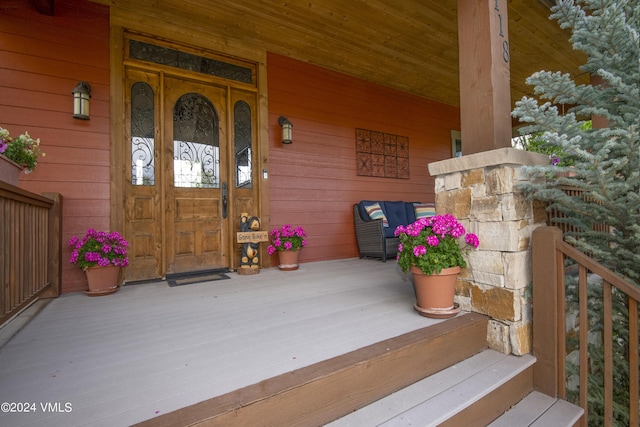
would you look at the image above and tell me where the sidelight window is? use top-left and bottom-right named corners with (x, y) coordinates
top-left (131, 82), bottom-right (156, 186)
top-left (234, 101), bottom-right (252, 188)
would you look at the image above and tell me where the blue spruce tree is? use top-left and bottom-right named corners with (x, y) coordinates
top-left (513, 0), bottom-right (640, 286)
top-left (515, 2), bottom-right (639, 424)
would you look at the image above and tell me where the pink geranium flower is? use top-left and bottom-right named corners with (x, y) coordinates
top-left (267, 224), bottom-right (307, 254)
top-left (394, 214), bottom-right (480, 275)
top-left (68, 229), bottom-right (129, 270)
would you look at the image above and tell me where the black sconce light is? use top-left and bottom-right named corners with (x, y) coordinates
top-left (278, 116), bottom-right (292, 144)
top-left (72, 81), bottom-right (92, 120)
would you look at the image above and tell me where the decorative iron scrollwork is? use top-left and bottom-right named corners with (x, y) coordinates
top-left (234, 101), bottom-right (252, 188)
top-left (173, 93), bottom-right (220, 188)
top-left (131, 82), bottom-right (155, 186)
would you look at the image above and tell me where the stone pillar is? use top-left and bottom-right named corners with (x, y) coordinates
top-left (428, 148), bottom-right (549, 355)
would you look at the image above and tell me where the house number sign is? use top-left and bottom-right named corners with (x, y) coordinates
top-left (495, 0), bottom-right (510, 63)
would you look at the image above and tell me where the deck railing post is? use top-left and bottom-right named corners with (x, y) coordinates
top-left (532, 225), bottom-right (562, 396)
top-left (42, 192), bottom-right (62, 298)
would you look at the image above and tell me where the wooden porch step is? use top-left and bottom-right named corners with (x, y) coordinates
top-left (328, 349), bottom-right (535, 426)
top-left (488, 391), bottom-right (584, 427)
top-left (134, 312), bottom-right (489, 427)
top-left (329, 350), bottom-right (583, 427)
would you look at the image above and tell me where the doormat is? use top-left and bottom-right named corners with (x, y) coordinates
top-left (167, 270), bottom-right (230, 287)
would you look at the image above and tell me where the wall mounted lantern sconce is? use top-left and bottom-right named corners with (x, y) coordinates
top-left (278, 116), bottom-right (292, 144)
top-left (72, 81), bottom-right (92, 120)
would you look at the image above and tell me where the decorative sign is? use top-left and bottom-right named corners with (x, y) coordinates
top-left (494, 0), bottom-right (510, 63)
top-left (355, 128), bottom-right (409, 179)
top-left (236, 230), bottom-right (269, 243)
top-left (238, 213), bottom-right (266, 275)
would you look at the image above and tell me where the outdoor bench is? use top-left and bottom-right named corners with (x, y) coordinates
top-left (353, 200), bottom-right (435, 261)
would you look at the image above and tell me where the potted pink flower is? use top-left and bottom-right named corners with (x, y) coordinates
top-left (267, 224), bottom-right (307, 271)
top-left (394, 214), bottom-right (479, 318)
top-left (69, 229), bottom-right (129, 295)
top-left (395, 214), bottom-right (479, 275)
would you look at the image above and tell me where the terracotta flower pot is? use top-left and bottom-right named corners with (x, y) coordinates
top-left (278, 249), bottom-right (300, 271)
top-left (410, 266), bottom-right (461, 318)
top-left (85, 265), bottom-right (121, 296)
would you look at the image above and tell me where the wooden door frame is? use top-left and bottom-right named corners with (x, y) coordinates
top-left (110, 25), bottom-right (272, 280)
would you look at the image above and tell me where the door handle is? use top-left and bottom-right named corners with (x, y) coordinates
top-left (222, 182), bottom-right (228, 219)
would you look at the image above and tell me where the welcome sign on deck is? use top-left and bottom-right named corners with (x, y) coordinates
top-left (236, 230), bottom-right (269, 243)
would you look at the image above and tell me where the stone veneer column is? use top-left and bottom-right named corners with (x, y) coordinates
top-left (428, 148), bottom-right (549, 355)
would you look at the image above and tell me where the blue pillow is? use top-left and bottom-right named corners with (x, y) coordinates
top-left (383, 201), bottom-right (409, 237)
top-left (405, 202), bottom-right (419, 223)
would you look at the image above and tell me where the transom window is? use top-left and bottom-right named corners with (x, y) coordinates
top-left (129, 40), bottom-right (254, 85)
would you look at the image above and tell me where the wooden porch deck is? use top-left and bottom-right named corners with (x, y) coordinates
top-left (0, 258), bottom-right (456, 427)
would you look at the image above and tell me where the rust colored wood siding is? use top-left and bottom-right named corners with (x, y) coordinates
top-left (266, 53), bottom-right (460, 265)
top-left (0, 2), bottom-right (459, 292)
top-left (0, 1), bottom-right (110, 293)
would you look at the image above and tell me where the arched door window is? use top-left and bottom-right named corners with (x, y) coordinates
top-left (172, 93), bottom-right (220, 188)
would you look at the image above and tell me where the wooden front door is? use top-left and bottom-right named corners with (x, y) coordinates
top-left (124, 68), bottom-right (231, 280)
top-left (164, 76), bottom-right (228, 274)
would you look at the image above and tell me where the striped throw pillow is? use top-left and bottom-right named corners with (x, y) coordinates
top-left (364, 203), bottom-right (389, 227)
top-left (414, 203), bottom-right (436, 219)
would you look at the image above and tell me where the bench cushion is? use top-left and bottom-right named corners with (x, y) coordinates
top-left (382, 201), bottom-right (409, 237)
top-left (405, 202), bottom-right (418, 223)
top-left (354, 200), bottom-right (430, 260)
top-left (356, 200), bottom-right (424, 238)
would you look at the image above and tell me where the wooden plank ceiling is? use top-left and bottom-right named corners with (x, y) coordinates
top-left (91, 0), bottom-right (587, 108)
